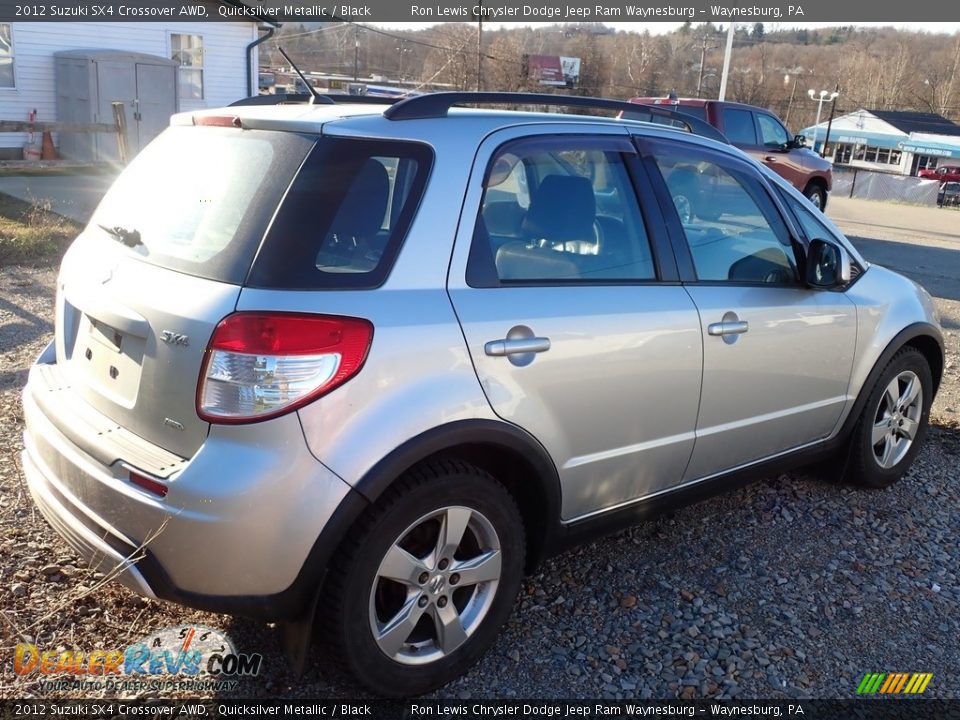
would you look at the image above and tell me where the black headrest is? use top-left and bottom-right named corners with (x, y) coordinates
top-left (331, 158), bottom-right (390, 240)
top-left (522, 175), bottom-right (596, 243)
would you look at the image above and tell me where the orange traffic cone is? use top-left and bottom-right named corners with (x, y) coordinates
top-left (40, 131), bottom-right (57, 160)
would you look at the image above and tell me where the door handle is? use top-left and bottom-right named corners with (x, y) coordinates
top-left (764, 156), bottom-right (778, 162)
top-left (707, 320), bottom-right (749, 337)
top-left (484, 337), bottom-right (551, 357)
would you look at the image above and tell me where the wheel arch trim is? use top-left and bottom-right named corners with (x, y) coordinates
top-left (839, 321), bottom-right (944, 441)
top-left (352, 419), bottom-right (563, 570)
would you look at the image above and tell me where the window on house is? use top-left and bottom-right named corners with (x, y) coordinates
top-left (171, 34), bottom-right (203, 100)
top-left (0, 23), bottom-right (14, 88)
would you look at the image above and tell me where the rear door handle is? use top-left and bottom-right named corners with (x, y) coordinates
top-left (707, 320), bottom-right (749, 336)
top-left (484, 337), bottom-right (551, 356)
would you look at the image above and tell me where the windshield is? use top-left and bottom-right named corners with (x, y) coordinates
top-left (89, 126), bottom-right (315, 284)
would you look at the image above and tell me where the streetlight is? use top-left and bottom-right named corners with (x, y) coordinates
top-left (808, 89), bottom-right (839, 154)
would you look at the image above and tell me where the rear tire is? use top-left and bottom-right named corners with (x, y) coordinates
top-left (320, 460), bottom-right (525, 697)
top-left (845, 347), bottom-right (932, 489)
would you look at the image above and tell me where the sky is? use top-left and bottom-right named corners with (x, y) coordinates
top-left (372, 21), bottom-right (960, 34)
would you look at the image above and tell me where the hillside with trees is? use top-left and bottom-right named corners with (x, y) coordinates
top-left (263, 22), bottom-right (960, 132)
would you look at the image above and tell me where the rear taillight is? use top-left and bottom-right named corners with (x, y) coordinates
top-left (197, 312), bottom-right (373, 424)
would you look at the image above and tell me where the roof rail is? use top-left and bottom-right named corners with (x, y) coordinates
top-left (382, 91), bottom-right (728, 143)
top-left (230, 93), bottom-right (401, 108)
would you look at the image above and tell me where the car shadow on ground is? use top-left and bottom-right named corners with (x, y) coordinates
top-left (847, 235), bottom-right (960, 309)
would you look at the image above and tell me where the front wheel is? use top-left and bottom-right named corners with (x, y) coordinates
top-left (320, 461), bottom-right (525, 697)
top-left (803, 182), bottom-right (827, 211)
top-left (845, 347), bottom-right (932, 488)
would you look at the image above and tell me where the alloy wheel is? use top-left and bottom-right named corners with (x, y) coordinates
top-left (871, 370), bottom-right (923, 469)
top-left (368, 506), bottom-right (502, 665)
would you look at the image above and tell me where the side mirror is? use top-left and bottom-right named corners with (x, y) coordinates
top-left (792, 134), bottom-right (807, 149)
top-left (805, 238), bottom-right (851, 288)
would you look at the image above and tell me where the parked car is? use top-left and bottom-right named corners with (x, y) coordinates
top-left (22, 92), bottom-right (943, 697)
top-left (625, 97), bottom-right (834, 210)
top-left (920, 164), bottom-right (960, 183)
top-left (937, 180), bottom-right (960, 207)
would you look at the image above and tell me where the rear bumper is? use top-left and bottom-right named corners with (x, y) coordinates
top-left (24, 446), bottom-right (159, 599)
top-left (22, 361), bottom-right (359, 620)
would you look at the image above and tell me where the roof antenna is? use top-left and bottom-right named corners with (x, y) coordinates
top-left (277, 46), bottom-right (330, 104)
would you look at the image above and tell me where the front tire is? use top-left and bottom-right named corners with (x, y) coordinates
top-left (845, 348), bottom-right (932, 488)
top-left (320, 460), bottom-right (525, 697)
top-left (803, 181), bottom-right (827, 211)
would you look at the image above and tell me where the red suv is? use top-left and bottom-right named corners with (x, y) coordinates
top-left (627, 97), bottom-right (833, 210)
top-left (919, 164), bottom-right (960, 182)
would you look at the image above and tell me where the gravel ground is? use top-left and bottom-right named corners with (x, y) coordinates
top-left (0, 256), bottom-right (958, 700)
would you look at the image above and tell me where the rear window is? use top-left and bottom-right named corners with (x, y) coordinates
top-left (672, 105), bottom-right (708, 122)
top-left (89, 126), bottom-right (315, 285)
top-left (247, 137), bottom-right (433, 290)
top-left (621, 106), bottom-right (690, 131)
top-left (722, 109), bottom-right (758, 145)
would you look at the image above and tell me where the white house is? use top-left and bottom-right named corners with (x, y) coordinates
top-left (0, 10), bottom-right (277, 160)
top-left (800, 109), bottom-right (960, 177)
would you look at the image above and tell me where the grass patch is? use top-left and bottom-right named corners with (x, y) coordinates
top-left (0, 192), bottom-right (81, 266)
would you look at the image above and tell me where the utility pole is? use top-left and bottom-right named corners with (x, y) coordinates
top-left (396, 40), bottom-right (410, 84)
top-left (476, 3), bottom-right (483, 91)
top-left (783, 77), bottom-right (798, 125)
top-left (808, 88), bottom-right (839, 154)
top-left (696, 32), bottom-right (716, 99)
top-left (353, 24), bottom-right (360, 81)
top-left (821, 82), bottom-right (841, 158)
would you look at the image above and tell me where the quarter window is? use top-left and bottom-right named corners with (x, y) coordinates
top-left (0, 23), bottom-right (14, 88)
top-left (468, 139), bottom-right (656, 285)
top-left (248, 137), bottom-right (433, 290)
top-left (653, 147), bottom-right (798, 284)
top-left (171, 34), bottom-right (203, 100)
top-left (779, 189), bottom-right (839, 244)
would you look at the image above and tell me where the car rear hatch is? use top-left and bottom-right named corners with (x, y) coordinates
top-left (48, 124), bottom-right (316, 462)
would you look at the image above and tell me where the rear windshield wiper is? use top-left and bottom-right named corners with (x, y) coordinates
top-left (98, 224), bottom-right (144, 250)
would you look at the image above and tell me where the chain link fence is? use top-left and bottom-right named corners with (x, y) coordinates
top-left (831, 166), bottom-right (943, 206)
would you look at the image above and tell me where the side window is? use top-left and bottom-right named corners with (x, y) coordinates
top-left (469, 139), bottom-right (657, 285)
top-left (779, 188), bottom-right (839, 243)
top-left (756, 114), bottom-right (790, 148)
top-left (721, 109), bottom-right (757, 145)
top-left (653, 146), bottom-right (798, 284)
